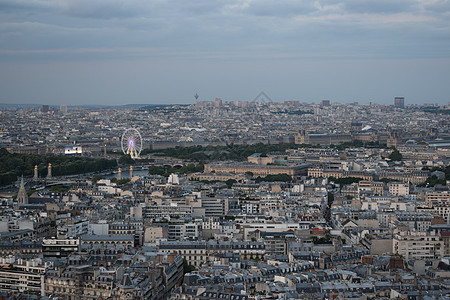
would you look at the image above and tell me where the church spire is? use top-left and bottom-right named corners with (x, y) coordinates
top-left (17, 175), bottom-right (28, 205)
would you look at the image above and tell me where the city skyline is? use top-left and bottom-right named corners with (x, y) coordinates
top-left (1, 71), bottom-right (450, 298)
top-left (1, 2), bottom-right (450, 297)
top-left (1, 1), bottom-right (450, 105)
top-left (0, 95), bottom-right (449, 108)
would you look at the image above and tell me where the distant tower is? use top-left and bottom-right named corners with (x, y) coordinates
top-left (129, 166), bottom-right (133, 178)
top-left (42, 105), bottom-right (49, 113)
top-left (118, 168), bottom-right (122, 180)
top-left (60, 105), bottom-right (68, 114)
top-left (320, 100), bottom-right (331, 107)
top-left (33, 165), bottom-right (38, 181)
top-left (295, 130), bottom-right (310, 144)
top-left (47, 163), bottom-right (52, 179)
top-left (17, 176), bottom-right (28, 205)
top-left (387, 130), bottom-right (402, 148)
top-left (214, 98), bottom-right (222, 108)
top-left (394, 97), bottom-right (405, 108)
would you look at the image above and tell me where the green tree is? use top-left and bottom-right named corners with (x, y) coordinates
top-left (92, 175), bottom-right (104, 183)
top-left (420, 175), bottom-right (446, 187)
top-left (0, 148), bottom-right (117, 186)
top-left (254, 174), bottom-right (292, 183)
top-left (182, 258), bottom-right (195, 274)
top-left (225, 179), bottom-right (237, 188)
top-left (379, 178), bottom-right (394, 183)
top-left (328, 177), bottom-right (362, 185)
top-left (27, 189), bottom-right (37, 197)
top-left (116, 178), bottom-right (131, 185)
top-left (388, 149), bottom-right (403, 161)
top-left (148, 165), bottom-right (165, 176)
top-left (49, 185), bottom-right (71, 193)
top-left (119, 155), bottom-right (135, 165)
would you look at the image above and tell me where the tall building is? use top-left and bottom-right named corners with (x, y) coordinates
top-left (320, 100), bottom-right (330, 107)
top-left (60, 105), bottom-right (68, 113)
top-left (214, 98), bottom-right (222, 108)
top-left (42, 105), bottom-right (49, 113)
top-left (394, 97), bottom-right (404, 108)
top-left (17, 176), bottom-right (28, 204)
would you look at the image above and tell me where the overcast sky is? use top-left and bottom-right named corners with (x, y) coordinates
top-left (1, 0), bottom-right (450, 106)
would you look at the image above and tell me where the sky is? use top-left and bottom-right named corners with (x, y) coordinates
top-left (0, 0), bottom-right (450, 106)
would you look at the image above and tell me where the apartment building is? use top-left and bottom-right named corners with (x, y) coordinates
top-left (426, 192), bottom-right (450, 207)
top-left (42, 237), bottom-right (80, 258)
top-left (204, 163), bottom-right (309, 177)
top-left (159, 241), bottom-right (207, 267)
top-left (393, 231), bottom-right (443, 260)
top-left (388, 182), bottom-right (410, 196)
top-left (0, 257), bottom-right (49, 295)
top-left (359, 181), bottom-right (384, 195)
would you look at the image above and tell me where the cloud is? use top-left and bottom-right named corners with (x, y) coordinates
top-left (0, 0), bottom-right (449, 61)
top-left (420, 0), bottom-right (450, 14)
top-left (340, 0), bottom-right (415, 14)
top-left (242, 0), bottom-right (317, 17)
top-left (294, 12), bottom-right (436, 24)
top-left (0, 0), bottom-right (52, 12)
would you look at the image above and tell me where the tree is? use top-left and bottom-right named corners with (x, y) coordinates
top-left (312, 235), bottom-right (332, 244)
top-left (116, 178), bottom-right (131, 185)
top-left (225, 179), bottom-right (237, 188)
top-left (379, 178), bottom-right (394, 183)
top-left (49, 184), bottom-right (71, 193)
top-left (388, 149), bottom-right (403, 161)
top-left (0, 148), bottom-right (117, 187)
top-left (119, 154), bottom-right (135, 165)
top-left (183, 258), bottom-right (195, 274)
top-left (148, 165), bottom-right (165, 176)
top-left (328, 176), bottom-right (362, 185)
top-left (254, 174), bottom-right (292, 183)
top-left (420, 175), bottom-right (446, 187)
top-left (92, 175), bottom-right (104, 183)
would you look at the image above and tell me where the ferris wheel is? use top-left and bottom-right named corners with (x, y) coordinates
top-left (121, 128), bottom-right (143, 159)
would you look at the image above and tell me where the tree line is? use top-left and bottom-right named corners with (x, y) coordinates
top-left (148, 163), bottom-right (204, 177)
top-left (0, 148), bottom-right (117, 186)
top-left (141, 143), bottom-right (308, 162)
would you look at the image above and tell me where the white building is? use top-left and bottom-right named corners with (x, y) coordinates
top-left (89, 221), bottom-right (109, 235)
top-left (0, 256), bottom-right (51, 296)
top-left (393, 231), bottom-right (443, 260)
top-left (388, 182), bottom-right (410, 196)
top-left (168, 223), bottom-right (198, 240)
top-left (144, 226), bottom-right (168, 243)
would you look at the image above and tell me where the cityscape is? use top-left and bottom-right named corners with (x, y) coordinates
top-left (2, 0), bottom-right (450, 299)
top-left (0, 98), bottom-right (449, 299)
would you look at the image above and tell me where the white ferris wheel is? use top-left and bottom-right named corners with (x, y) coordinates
top-left (121, 128), bottom-right (143, 159)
